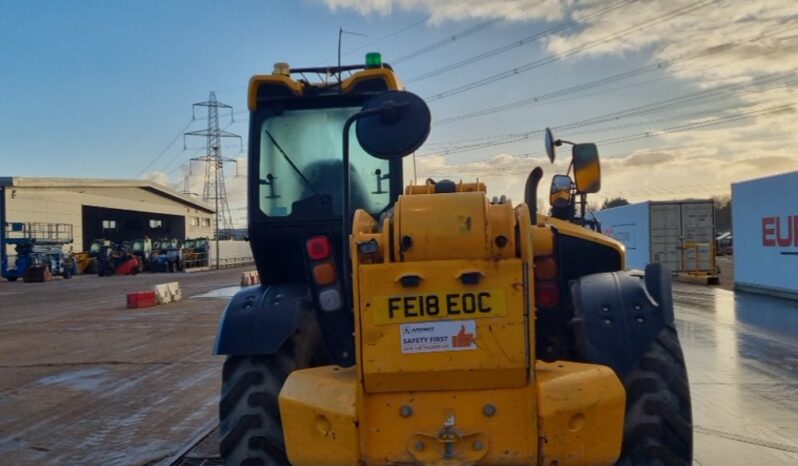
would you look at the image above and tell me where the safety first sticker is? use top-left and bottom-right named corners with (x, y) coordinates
top-left (400, 320), bottom-right (477, 354)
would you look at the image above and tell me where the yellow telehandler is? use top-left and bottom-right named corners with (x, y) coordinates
top-left (214, 54), bottom-right (691, 466)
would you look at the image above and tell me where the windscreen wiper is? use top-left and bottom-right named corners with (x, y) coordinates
top-left (263, 129), bottom-right (321, 197)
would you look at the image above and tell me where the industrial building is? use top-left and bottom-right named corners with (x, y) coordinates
top-left (0, 177), bottom-right (215, 254)
top-left (732, 170), bottom-right (798, 300)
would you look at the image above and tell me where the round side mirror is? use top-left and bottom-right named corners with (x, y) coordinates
top-left (544, 127), bottom-right (556, 163)
top-left (356, 91), bottom-right (431, 160)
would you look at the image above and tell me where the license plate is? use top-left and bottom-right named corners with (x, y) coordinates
top-left (371, 290), bottom-right (507, 324)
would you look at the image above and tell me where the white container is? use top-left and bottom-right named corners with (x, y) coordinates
top-left (594, 200), bottom-right (715, 272)
top-left (732, 171), bottom-right (798, 299)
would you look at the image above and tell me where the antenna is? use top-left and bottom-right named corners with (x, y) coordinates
top-left (338, 28), bottom-right (367, 84)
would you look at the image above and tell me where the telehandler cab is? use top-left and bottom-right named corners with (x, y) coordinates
top-left (215, 55), bottom-right (692, 466)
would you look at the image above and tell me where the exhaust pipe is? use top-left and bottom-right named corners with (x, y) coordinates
top-left (525, 167), bottom-right (543, 221)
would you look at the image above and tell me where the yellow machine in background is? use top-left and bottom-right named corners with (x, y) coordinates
top-left (74, 251), bottom-right (93, 274)
top-left (215, 56), bottom-right (692, 466)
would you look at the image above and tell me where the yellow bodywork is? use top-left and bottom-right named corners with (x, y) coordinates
top-left (279, 181), bottom-right (626, 465)
top-left (248, 67), bottom-right (403, 111)
top-left (73, 251), bottom-right (93, 274)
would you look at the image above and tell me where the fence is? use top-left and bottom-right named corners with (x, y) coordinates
top-left (5, 223), bottom-right (73, 244)
top-left (183, 240), bottom-right (253, 271)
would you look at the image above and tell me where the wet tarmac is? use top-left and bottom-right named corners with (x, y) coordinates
top-left (174, 283), bottom-right (798, 465)
top-left (2, 275), bottom-right (797, 465)
top-left (673, 284), bottom-right (798, 465)
top-left (0, 269), bottom-right (247, 466)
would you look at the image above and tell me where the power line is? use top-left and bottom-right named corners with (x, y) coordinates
top-left (591, 100), bottom-right (797, 146)
top-left (431, 23), bottom-right (798, 127)
top-left (325, 16), bottom-right (432, 63)
top-left (407, 0), bottom-right (637, 83)
top-left (160, 119), bottom-right (241, 176)
top-left (431, 42), bottom-right (743, 126)
top-left (424, 0), bottom-right (719, 102)
top-left (418, 100), bottom-right (797, 177)
top-left (392, 0), bottom-right (546, 64)
top-left (136, 118), bottom-right (195, 177)
top-left (426, 7), bottom-right (794, 126)
top-left (419, 69), bottom-right (797, 157)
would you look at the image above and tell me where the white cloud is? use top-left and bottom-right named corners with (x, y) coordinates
top-left (416, 130), bottom-right (798, 206)
top-left (142, 170), bottom-right (171, 187)
top-left (542, 0), bottom-right (798, 81)
top-left (183, 0), bottom-right (798, 217)
top-left (389, 0), bottom-right (798, 206)
top-left (168, 159), bottom-right (248, 229)
top-left (318, 0), bottom-right (567, 23)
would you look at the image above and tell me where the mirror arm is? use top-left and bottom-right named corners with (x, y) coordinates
top-left (341, 114), bottom-right (359, 295)
top-left (580, 193), bottom-right (587, 219)
top-left (556, 139), bottom-right (576, 147)
top-left (340, 102), bottom-right (410, 295)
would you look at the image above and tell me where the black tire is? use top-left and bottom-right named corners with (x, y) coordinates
top-left (219, 313), bottom-right (327, 466)
top-left (62, 267), bottom-right (72, 279)
top-left (616, 325), bottom-right (692, 466)
top-left (7, 277), bottom-right (18, 282)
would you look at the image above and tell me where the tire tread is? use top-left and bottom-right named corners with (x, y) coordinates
top-left (616, 325), bottom-right (692, 466)
top-left (219, 313), bottom-right (325, 466)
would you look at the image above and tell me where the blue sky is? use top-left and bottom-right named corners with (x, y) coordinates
top-left (1, 0), bottom-right (796, 216)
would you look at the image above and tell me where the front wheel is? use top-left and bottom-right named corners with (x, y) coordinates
top-left (219, 314), bottom-right (326, 466)
top-left (616, 325), bottom-right (692, 465)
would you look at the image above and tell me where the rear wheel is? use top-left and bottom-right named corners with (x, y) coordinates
top-left (616, 325), bottom-right (692, 466)
top-left (219, 313), bottom-right (326, 466)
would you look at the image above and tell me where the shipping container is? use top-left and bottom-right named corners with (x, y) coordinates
top-left (594, 200), bottom-right (715, 272)
top-left (732, 171), bottom-right (798, 300)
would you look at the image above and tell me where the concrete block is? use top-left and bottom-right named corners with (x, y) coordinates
top-left (153, 283), bottom-right (172, 304)
top-left (166, 282), bottom-right (182, 302)
top-left (240, 271), bottom-right (260, 286)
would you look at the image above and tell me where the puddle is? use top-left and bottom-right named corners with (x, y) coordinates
top-left (37, 368), bottom-right (109, 392)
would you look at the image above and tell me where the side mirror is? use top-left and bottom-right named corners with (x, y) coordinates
top-left (341, 91), bottom-right (431, 293)
top-left (544, 127), bottom-right (556, 163)
top-left (572, 143), bottom-right (601, 194)
top-left (549, 174), bottom-right (573, 208)
top-left (356, 91), bottom-right (431, 160)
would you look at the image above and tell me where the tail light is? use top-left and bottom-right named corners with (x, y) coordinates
top-left (534, 256), bottom-right (558, 280)
top-left (312, 262), bottom-right (337, 285)
top-left (305, 235), bottom-right (344, 312)
top-left (318, 288), bottom-right (343, 312)
top-left (306, 236), bottom-right (332, 260)
top-left (535, 280), bottom-right (561, 309)
top-left (534, 255), bottom-right (560, 308)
